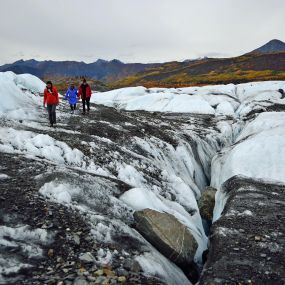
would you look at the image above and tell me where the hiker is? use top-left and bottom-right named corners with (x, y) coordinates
top-left (78, 78), bottom-right (92, 114)
top-left (65, 84), bottom-right (78, 114)
top-left (43, 81), bottom-right (59, 127)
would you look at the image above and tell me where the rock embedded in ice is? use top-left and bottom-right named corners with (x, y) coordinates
top-left (134, 209), bottom-right (198, 267)
top-left (198, 186), bottom-right (217, 221)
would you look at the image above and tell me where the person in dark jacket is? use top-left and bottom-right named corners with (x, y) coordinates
top-left (43, 81), bottom-right (59, 127)
top-left (78, 78), bottom-right (92, 114)
top-left (65, 85), bottom-right (78, 114)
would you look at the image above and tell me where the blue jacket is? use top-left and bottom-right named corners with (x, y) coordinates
top-left (65, 87), bottom-right (78, 105)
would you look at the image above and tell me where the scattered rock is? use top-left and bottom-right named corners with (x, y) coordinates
top-left (103, 268), bottom-right (116, 277)
top-left (73, 277), bottom-right (88, 285)
top-left (122, 259), bottom-right (141, 273)
top-left (72, 234), bottom-right (81, 245)
top-left (94, 269), bottom-right (104, 276)
top-left (79, 252), bottom-right (95, 263)
top-left (116, 268), bottom-right (128, 276)
top-left (254, 235), bottom-right (261, 241)
top-left (94, 276), bottom-right (108, 284)
top-left (48, 248), bottom-right (54, 257)
top-left (118, 276), bottom-right (127, 283)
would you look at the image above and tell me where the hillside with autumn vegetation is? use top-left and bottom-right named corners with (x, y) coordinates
top-left (1, 39), bottom-right (285, 90)
top-left (111, 51), bottom-right (285, 88)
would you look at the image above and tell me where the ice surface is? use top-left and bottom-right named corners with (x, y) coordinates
top-left (39, 181), bottom-right (81, 203)
top-left (236, 112), bottom-right (285, 141)
top-left (0, 71), bottom-right (44, 120)
top-left (91, 88), bottom-right (216, 114)
top-left (0, 128), bottom-right (84, 166)
top-left (136, 251), bottom-right (192, 285)
top-left (235, 81), bottom-right (285, 102)
top-left (117, 164), bottom-right (147, 188)
top-left (91, 81), bottom-right (285, 118)
top-left (216, 101), bottom-right (235, 116)
top-left (212, 111), bottom-right (285, 221)
top-left (212, 123), bottom-right (285, 190)
top-left (0, 224), bottom-right (53, 283)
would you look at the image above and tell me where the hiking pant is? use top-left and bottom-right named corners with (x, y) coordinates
top-left (47, 104), bottom-right (56, 125)
top-left (82, 98), bottom-right (90, 113)
top-left (70, 104), bottom-right (76, 111)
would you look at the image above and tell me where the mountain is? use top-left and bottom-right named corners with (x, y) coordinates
top-left (250, 39), bottom-right (285, 54)
top-left (0, 59), bottom-right (159, 82)
top-left (0, 39), bottom-right (284, 88)
top-left (112, 40), bottom-right (285, 88)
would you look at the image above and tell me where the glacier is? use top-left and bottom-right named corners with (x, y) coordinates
top-left (0, 71), bottom-right (285, 284)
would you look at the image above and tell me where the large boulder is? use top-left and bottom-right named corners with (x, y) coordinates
top-left (133, 208), bottom-right (198, 266)
top-left (198, 186), bottom-right (217, 221)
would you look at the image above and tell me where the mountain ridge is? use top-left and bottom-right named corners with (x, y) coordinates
top-left (0, 59), bottom-right (160, 82)
top-left (0, 39), bottom-right (284, 88)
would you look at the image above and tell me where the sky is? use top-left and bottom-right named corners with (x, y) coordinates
top-left (0, 0), bottom-right (284, 64)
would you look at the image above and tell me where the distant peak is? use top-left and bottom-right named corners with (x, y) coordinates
top-left (250, 39), bottom-right (285, 54)
top-left (14, 59), bottom-right (25, 63)
top-left (110, 59), bottom-right (124, 64)
top-left (95, 59), bottom-right (108, 64)
top-left (268, 39), bottom-right (284, 44)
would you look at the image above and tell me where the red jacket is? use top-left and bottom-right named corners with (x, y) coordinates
top-left (78, 84), bottom-right (92, 99)
top-left (44, 87), bottom-right (59, 105)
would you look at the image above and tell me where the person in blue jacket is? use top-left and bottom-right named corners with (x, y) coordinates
top-left (65, 85), bottom-right (78, 114)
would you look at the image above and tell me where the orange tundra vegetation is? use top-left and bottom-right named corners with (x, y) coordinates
top-left (110, 52), bottom-right (285, 89)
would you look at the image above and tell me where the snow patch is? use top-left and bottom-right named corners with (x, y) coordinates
top-left (0, 174), bottom-right (9, 180)
top-left (39, 181), bottom-right (81, 204)
top-left (0, 128), bottom-right (84, 166)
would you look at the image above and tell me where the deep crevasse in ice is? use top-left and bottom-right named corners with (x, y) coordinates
top-left (118, 121), bottom-right (241, 263)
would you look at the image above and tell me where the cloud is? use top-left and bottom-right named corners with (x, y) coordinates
top-left (0, 0), bottom-right (284, 64)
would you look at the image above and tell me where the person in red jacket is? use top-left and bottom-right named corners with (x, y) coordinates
top-left (43, 81), bottom-right (59, 127)
top-left (78, 78), bottom-right (92, 114)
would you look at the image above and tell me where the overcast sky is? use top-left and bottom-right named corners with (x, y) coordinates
top-left (0, 0), bottom-right (284, 64)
